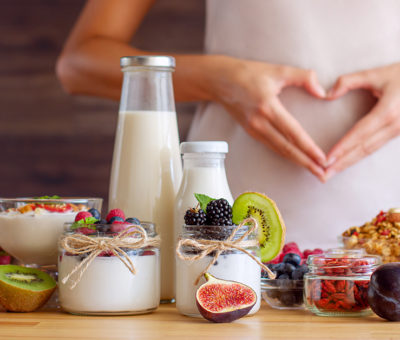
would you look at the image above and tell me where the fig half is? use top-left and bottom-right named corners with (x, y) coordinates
top-left (196, 273), bottom-right (257, 323)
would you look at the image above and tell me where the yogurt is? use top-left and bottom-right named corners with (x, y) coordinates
top-left (59, 252), bottom-right (160, 315)
top-left (176, 253), bottom-right (261, 317)
top-left (0, 210), bottom-right (77, 265)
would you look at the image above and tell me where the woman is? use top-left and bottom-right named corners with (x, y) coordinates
top-left (57, 0), bottom-right (400, 249)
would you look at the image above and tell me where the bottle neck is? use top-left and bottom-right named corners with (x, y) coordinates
top-left (119, 68), bottom-right (175, 112)
top-left (182, 153), bottom-right (226, 169)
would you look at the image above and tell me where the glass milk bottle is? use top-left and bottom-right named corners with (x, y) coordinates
top-left (109, 56), bottom-right (182, 302)
top-left (174, 141), bottom-right (233, 243)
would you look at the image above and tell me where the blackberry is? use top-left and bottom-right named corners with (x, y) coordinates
top-left (184, 208), bottom-right (206, 225)
top-left (206, 199), bottom-right (233, 226)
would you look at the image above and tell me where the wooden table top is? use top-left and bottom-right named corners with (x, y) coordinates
top-left (0, 302), bottom-right (398, 340)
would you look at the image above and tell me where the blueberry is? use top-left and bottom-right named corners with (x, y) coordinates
top-left (95, 218), bottom-right (107, 224)
top-left (283, 253), bottom-right (302, 267)
top-left (109, 216), bottom-right (124, 224)
top-left (292, 264), bottom-right (309, 280)
top-left (88, 208), bottom-right (101, 220)
top-left (277, 273), bottom-right (290, 279)
top-left (96, 224), bottom-right (110, 233)
top-left (266, 289), bottom-right (280, 299)
top-left (283, 263), bottom-right (296, 277)
top-left (125, 217), bottom-right (141, 225)
top-left (292, 267), bottom-right (304, 280)
top-left (274, 262), bottom-right (285, 274)
top-left (279, 292), bottom-right (297, 306)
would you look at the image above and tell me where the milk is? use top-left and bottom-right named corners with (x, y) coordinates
top-left (174, 144), bottom-right (233, 250)
top-left (109, 110), bottom-right (182, 301)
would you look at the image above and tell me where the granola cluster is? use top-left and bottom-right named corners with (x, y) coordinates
top-left (342, 210), bottom-right (400, 263)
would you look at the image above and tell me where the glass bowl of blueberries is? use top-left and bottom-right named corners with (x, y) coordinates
top-left (261, 253), bottom-right (308, 310)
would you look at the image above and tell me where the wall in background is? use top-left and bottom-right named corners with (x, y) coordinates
top-left (0, 0), bottom-right (204, 207)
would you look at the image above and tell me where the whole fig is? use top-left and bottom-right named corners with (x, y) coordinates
top-left (368, 263), bottom-right (400, 321)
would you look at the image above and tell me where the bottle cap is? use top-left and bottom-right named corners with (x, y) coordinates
top-left (180, 141), bottom-right (229, 154)
top-left (120, 56), bottom-right (175, 69)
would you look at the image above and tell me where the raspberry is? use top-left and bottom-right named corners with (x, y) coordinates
top-left (75, 211), bottom-right (92, 222)
top-left (0, 255), bottom-right (11, 265)
top-left (206, 199), bottom-right (233, 226)
top-left (110, 223), bottom-right (134, 233)
top-left (106, 209), bottom-right (125, 222)
top-left (283, 242), bottom-right (300, 253)
top-left (184, 208), bottom-right (206, 225)
top-left (76, 227), bottom-right (96, 235)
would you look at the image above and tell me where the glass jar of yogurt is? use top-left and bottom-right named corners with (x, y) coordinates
top-left (58, 222), bottom-right (160, 315)
top-left (176, 224), bottom-right (261, 317)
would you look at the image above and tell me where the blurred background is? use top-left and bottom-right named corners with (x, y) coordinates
top-left (1, 0), bottom-right (204, 207)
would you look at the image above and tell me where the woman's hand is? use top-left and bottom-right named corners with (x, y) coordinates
top-left (207, 57), bottom-right (327, 180)
top-left (325, 63), bottom-right (400, 180)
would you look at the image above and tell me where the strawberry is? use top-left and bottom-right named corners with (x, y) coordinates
top-left (75, 211), bottom-right (92, 222)
top-left (106, 209), bottom-right (125, 222)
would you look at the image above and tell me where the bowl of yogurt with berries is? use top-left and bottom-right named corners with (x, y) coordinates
top-left (0, 197), bottom-right (102, 266)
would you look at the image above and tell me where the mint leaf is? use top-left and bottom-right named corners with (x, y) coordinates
top-left (70, 217), bottom-right (98, 230)
top-left (35, 195), bottom-right (61, 200)
top-left (194, 193), bottom-right (215, 212)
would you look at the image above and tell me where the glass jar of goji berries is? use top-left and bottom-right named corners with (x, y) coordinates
top-left (304, 251), bottom-right (381, 317)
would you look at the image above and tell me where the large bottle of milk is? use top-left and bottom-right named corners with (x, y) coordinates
top-left (174, 141), bottom-right (234, 242)
top-left (109, 56), bottom-right (182, 302)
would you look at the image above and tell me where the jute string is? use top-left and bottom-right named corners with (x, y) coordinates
top-left (176, 217), bottom-right (276, 285)
top-left (60, 226), bottom-right (161, 289)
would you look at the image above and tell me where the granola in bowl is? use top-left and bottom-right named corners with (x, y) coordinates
top-left (341, 209), bottom-right (400, 263)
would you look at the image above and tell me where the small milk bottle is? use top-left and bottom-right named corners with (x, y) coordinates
top-left (174, 141), bottom-right (234, 243)
top-left (109, 56), bottom-right (182, 302)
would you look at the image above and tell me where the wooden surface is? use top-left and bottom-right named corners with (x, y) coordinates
top-left (0, 303), bottom-right (398, 340)
top-left (0, 0), bottom-right (204, 206)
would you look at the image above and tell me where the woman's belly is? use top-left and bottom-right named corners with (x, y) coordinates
top-left (188, 89), bottom-right (400, 249)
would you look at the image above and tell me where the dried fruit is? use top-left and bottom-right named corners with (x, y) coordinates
top-left (196, 273), bottom-right (256, 323)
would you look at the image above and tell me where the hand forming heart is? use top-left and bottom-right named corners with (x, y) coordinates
top-left (324, 63), bottom-right (400, 181)
top-left (210, 57), bottom-right (400, 182)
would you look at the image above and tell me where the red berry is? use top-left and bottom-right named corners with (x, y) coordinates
top-left (0, 255), bottom-right (11, 265)
top-left (76, 227), bottom-right (96, 235)
top-left (312, 248), bottom-right (324, 254)
top-left (106, 209), bottom-right (125, 222)
top-left (75, 211), bottom-right (92, 222)
top-left (98, 251), bottom-right (114, 257)
top-left (283, 242), bottom-right (300, 253)
top-left (110, 223), bottom-right (133, 233)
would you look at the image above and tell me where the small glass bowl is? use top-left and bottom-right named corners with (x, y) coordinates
top-left (261, 278), bottom-right (304, 310)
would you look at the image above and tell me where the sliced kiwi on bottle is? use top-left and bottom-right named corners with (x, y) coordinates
top-left (232, 192), bottom-right (286, 262)
top-left (0, 265), bottom-right (56, 312)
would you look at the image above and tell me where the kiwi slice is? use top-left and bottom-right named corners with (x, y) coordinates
top-left (0, 265), bottom-right (56, 312)
top-left (232, 192), bottom-right (286, 262)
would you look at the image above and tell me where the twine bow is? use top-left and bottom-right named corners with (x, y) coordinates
top-left (60, 225), bottom-right (160, 289)
top-left (176, 217), bottom-right (276, 285)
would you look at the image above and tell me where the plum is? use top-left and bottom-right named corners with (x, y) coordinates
top-left (368, 263), bottom-right (400, 321)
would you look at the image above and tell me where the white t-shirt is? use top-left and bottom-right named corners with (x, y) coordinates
top-left (188, 0), bottom-right (400, 249)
